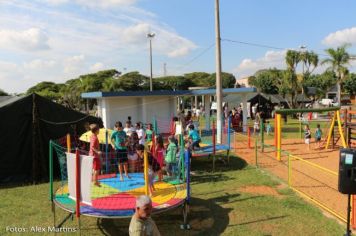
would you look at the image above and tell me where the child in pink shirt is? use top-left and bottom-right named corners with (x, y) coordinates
top-left (89, 124), bottom-right (102, 186)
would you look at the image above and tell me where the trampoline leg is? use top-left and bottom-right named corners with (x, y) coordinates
top-left (56, 212), bottom-right (73, 229)
top-left (77, 218), bottom-right (81, 236)
top-left (180, 202), bottom-right (191, 230)
top-left (213, 155), bottom-right (215, 172)
top-left (52, 202), bottom-right (56, 228)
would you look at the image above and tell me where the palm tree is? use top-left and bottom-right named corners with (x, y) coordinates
top-left (322, 44), bottom-right (350, 104)
top-left (285, 50), bottom-right (301, 108)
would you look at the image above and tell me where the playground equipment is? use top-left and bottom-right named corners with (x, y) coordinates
top-left (344, 109), bottom-right (356, 148)
top-left (274, 107), bottom-right (347, 160)
top-left (193, 116), bottom-right (231, 171)
top-left (49, 134), bottom-right (191, 231)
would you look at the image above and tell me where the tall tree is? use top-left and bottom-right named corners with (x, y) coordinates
top-left (248, 69), bottom-right (279, 94)
top-left (26, 81), bottom-right (64, 100)
top-left (300, 51), bottom-right (319, 93)
top-left (184, 72), bottom-right (211, 87)
top-left (322, 44), bottom-right (350, 104)
top-left (285, 50), bottom-right (301, 107)
top-left (208, 72), bottom-right (236, 88)
top-left (0, 89), bottom-right (9, 96)
top-left (344, 73), bottom-right (356, 95)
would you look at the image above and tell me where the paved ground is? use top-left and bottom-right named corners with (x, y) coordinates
top-left (232, 133), bottom-right (349, 222)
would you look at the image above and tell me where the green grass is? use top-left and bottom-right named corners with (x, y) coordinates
top-left (0, 156), bottom-right (345, 235)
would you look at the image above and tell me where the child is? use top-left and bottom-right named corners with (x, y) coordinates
top-left (145, 123), bottom-right (154, 149)
top-left (266, 121), bottom-right (272, 136)
top-left (135, 122), bottom-right (145, 145)
top-left (136, 144), bottom-right (160, 196)
top-left (128, 132), bottom-right (140, 173)
top-left (124, 120), bottom-right (135, 136)
top-left (151, 135), bottom-right (164, 181)
top-left (89, 124), bottom-right (102, 187)
top-left (188, 124), bottom-right (201, 150)
top-left (165, 136), bottom-right (178, 177)
top-left (111, 121), bottom-right (130, 181)
top-left (254, 111), bottom-right (261, 135)
top-left (315, 124), bottom-right (323, 149)
top-left (304, 124), bottom-right (311, 150)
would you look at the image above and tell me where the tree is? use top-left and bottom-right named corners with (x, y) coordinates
top-left (248, 69), bottom-right (279, 94)
top-left (0, 89), bottom-right (9, 96)
top-left (61, 69), bottom-right (120, 109)
top-left (155, 76), bottom-right (193, 90)
top-left (300, 51), bottom-right (319, 93)
top-left (184, 72), bottom-right (211, 87)
top-left (208, 72), bottom-right (236, 88)
top-left (303, 71), bottom-right (336, 98)
top-left (26, 81), bottom-right (63, 100)
top-left (285, 50), bottom-right (302, 108)
top-left (116, 71), bottom-right (149, 91)
top-left (322, 44), bottom-right (350, 104)
top-left (344, 73), bottom-right (356, 95)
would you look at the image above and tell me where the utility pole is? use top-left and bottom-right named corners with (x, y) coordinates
top-left (163, 62), bottom-right (167, 76)
top-left (215, 0), bottom-right (223, 143)
top-left (147, 33), bottom-right (155, 91)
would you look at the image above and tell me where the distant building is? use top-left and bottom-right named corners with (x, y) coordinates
top-left (236, 77), bottom-right (250, 88)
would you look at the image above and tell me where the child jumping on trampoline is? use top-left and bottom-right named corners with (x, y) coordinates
top-left (187, 124), bottom-right (201, 151)
top-left (145, 123), bottom-right (154, 149)
top-left (165, 136), bottom-right (178, 177)
top-left (136, 144), bottom-right (161, 196)
top-left (111, 121), bottom-right (130, 181)
top-left (151, 134), bottom-right (164, 181)
top-left (89, 124), bottom-right (102, 187)
top-left (315, 124), bottom-right (323, 149)
top-left (304, 124), bottom-right (311, 150)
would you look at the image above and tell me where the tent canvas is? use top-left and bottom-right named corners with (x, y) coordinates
top-left (0, 93), bottom-right (103, 184)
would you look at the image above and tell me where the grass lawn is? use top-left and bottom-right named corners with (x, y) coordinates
top-left (0, 156), bottom-right (345, 235)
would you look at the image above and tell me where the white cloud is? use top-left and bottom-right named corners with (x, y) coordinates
top-left (24, 59), bottom-right (56, 70)
top-left (322, 27), bottom-right (356, 46)
top-left (233, 50), bottom-right (287, 78)
top-left (0, 28), bottom-right (50, 51)
top-left (121, 23), bottom-right (151, 44)
top-left (120, 23), bottom-right (197, 57)
top-left (90, 62), bottom-right (105, 72)
top-left (0, 1), bottom-right (198, 93)
top-left (63, 55), bottom-right (86, 74)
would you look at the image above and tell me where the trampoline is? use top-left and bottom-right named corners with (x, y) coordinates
top-left (191, 144), bottom-right (230, 158)
top-left (54, 173), bottom-right (187, 218)
top-left (49, 135), bottom-right (191, 232)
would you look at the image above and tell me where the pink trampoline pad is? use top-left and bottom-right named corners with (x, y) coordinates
top-left (92, 192), bottom-right (136, 210)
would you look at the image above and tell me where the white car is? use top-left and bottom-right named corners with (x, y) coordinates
top-left (319, 99), bottom-right (339, 107)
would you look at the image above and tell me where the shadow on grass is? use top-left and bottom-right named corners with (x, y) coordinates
top-left (191, 154), bottom-right (248, 173)
top-left (228, 215), bottom-right (289, 227)
top-left (97, 197), bottom-right (232, 236)
top-left (190, 155), bottom-right (248, 185)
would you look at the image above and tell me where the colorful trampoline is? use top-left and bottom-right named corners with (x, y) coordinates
top-left (54, 173), bottom-right (187, 218)
top-left (191, 144), bottom-right (230, 158)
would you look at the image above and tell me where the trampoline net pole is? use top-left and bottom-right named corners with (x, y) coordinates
top-left (49, 140), bottom-right (53, 201)
top-left (75, 148), bottom-right (81, 218)
top-left (67, 133), bottom-right (71, 153)
top-left (144, 149), bottom-right (149, 196)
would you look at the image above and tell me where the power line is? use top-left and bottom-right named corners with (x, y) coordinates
top-left (221, 38), bottom-right (330, 57)
top-left (175, 43), bottom-right (215, 72)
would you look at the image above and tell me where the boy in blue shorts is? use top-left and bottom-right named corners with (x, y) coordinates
top-left (111, 121), bottom-right (130, 181)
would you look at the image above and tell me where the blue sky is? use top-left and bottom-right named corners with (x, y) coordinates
top-left (0, 0), bottom-right (356, 93)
